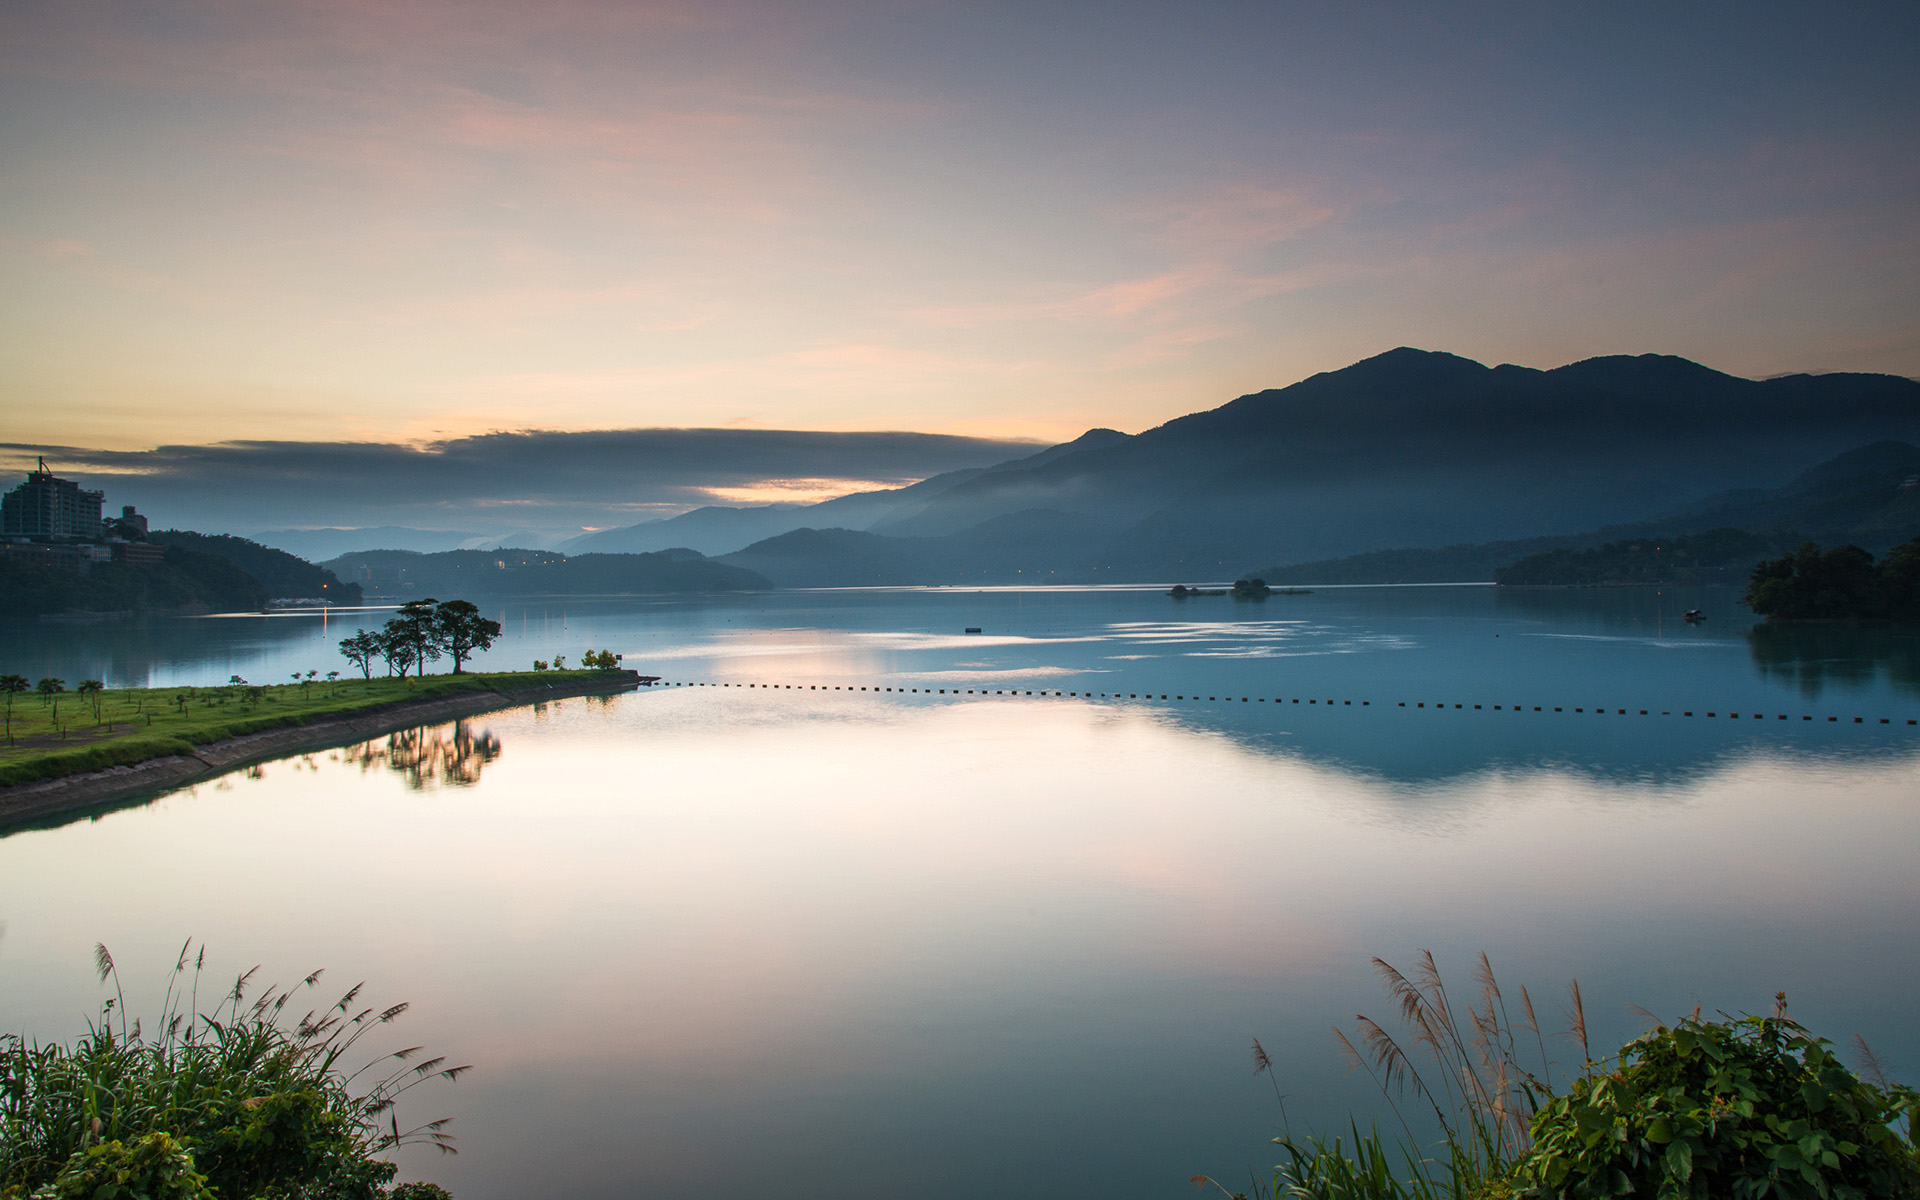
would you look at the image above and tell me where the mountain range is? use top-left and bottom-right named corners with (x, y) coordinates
top-left (684, 348), bottom-right (1918, 585)
top-left (269, 348), bottom-right (1920, 587)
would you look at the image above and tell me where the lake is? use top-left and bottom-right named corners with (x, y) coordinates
top-left (3, 585), bottom-right (1917, 1199)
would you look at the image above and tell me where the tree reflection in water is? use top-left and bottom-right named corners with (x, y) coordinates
top-left (341, 720), bottom-right (502, 790)
top-left (1747, 621), bottom-right (1920, 699)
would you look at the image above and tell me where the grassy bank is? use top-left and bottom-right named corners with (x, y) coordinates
top-left (0, 671), bottom-right (624, 787)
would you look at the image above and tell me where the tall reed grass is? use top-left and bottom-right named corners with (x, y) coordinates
top-left (1195, 951), bottom-right (1589, 1200)
top-left (0, 941), bottom-right (465, 1199)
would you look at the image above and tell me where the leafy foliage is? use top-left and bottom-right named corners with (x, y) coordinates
top-left (37, 1131), bottom-right (214, 1200)
top-left (1507, 1008), bottom-right (1920, 1199)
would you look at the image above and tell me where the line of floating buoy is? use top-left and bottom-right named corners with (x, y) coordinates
top-left (633, 681), bottom-right (1916, 725)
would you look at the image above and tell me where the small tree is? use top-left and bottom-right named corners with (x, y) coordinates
top-left (386, 599), bottom-right (443, 679)
top-left (37, 677), bottom-right (65, 703)
top-left (0, 674), bottom-right (27, 745)
top-left (77, 679), bottom-right (105, 725)
top-left (338, 630), bottom-right (382, 680)
top-left (378, 629), bottom-right (418, 679)
top-left (435, 600), bottom-right (502, 674)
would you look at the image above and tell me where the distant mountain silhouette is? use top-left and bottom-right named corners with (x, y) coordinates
top-left (292, 350), bottom-right (1920, 587)
top-left (1257, 441), bottom-right (1920, 585)
top-left (726, 349), bottom-right (1920, 585)
top-left (561, 504), bottom-right (808, 556)
top-left (321, 547), bottom-right (771, 596)
top-left (718, 509), bottom-right (1108, 587)
top-left (253, 525), bottom-right (594, 558)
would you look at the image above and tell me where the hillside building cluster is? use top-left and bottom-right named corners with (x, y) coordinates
top-left (0, 458), bottom-right (163, 570)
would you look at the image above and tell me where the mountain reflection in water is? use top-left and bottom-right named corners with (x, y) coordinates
top-left (340, 720), bottom-right (502, 790)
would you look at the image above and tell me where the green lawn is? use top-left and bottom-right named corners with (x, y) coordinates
top-left (0, 671), bottom-right (618, 787)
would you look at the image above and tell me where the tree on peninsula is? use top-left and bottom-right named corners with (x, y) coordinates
top-left (336, 598), bottom-right (502, 677)
top-left (386, 599), bottom-right (443, 679)
top-left (0, 674), bottom-right (26, 745)
top-left (337, 629), bottom-right (382, 679)
top-left (435, 599), bottom-right (502, 674)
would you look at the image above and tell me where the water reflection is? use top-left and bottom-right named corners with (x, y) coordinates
top-left (339, 720), bottom-right (503, 790)
top-left (1747, 621), bottom-right (1920, 699)
top-left (1, 691), bottom-right (1917, 1200)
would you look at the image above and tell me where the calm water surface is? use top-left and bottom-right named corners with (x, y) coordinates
top-left (2, 586), bottom-right (1917, 1199)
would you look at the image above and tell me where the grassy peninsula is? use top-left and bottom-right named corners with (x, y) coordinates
top-left (0, 670), bottom-right (630, 788)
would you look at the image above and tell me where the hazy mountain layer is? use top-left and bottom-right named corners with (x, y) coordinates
top-left (565, 428), bottom-right (1136, 557)
top-left (322, 548), bottom-right (771, 597)
top-left (723, 350), bottom-right (1920, 585)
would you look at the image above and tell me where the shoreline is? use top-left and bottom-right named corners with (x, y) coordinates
top-left (0, 671), bottom-right (643, 831)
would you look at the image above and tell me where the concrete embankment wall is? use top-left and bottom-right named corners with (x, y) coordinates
top-left (0, 672), bottom-right (641, 831)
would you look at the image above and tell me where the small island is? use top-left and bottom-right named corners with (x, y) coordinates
top-left (1168, 578), bottom-right (1312, 600)
top-left (1742, 535), bottom-right (1920, 620)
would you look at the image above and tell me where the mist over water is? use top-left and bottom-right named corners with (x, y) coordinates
top-left (3, 586), bottom-right (1917, 1199)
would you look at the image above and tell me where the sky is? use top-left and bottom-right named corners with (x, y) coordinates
top-left (2, 0), bottom-right (1917, 533)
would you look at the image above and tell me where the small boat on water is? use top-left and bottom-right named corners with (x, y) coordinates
top-left (1683, 609), bottom-right (1704, 623)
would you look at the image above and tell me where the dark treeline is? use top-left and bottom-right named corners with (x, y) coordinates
top-left (1742, 537), bottom-right (1920, 620)
top-left (0, 546), bottom-right (266, 618)
top-left (1495, 528), bottom-right (1782, 587)
top-left (150, 530), bottom-right (362, 603)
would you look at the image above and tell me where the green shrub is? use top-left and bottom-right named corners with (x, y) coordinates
top-left (1508, 1009), bottom-right (1920, 1199)
top-left (39, 1132), bottom-right (213, 1200)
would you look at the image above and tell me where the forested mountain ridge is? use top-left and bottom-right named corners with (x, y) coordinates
top-left (151, 530), bottom-right (362, 603)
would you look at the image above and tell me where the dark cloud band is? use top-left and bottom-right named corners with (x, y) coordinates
top-left (1, 428), bottom-right (1043, 536)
